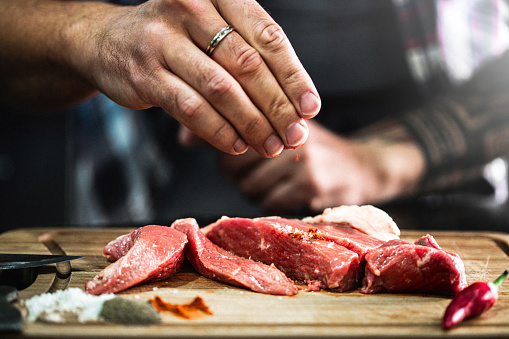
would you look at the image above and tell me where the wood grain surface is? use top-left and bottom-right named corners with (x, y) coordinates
top-left (1, 227), bottom-right (509, 338)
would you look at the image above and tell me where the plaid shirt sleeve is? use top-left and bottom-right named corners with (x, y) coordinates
top-left (393, 0), bottom-right (509, 191)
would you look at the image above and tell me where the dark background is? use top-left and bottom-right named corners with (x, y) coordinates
top-left (1, 108), bottom-right (509, 233)
top-left (0, 109), bottom-right (66, 231)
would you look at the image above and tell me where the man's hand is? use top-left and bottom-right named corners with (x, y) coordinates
top-left (68, 0), bottom-right (320, 157)
top-left (220, 120), bottom-right (425, 213)
top-left (0, 0), bottom-right (319, 157)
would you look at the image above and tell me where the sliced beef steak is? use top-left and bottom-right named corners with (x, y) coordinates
top-left (361, 235), bottom-right (468, 296)
top-left (290, 222), bottom-right (385, 260)
top-left (85, 225), bottom-right (187, 295)
top-left (204, 217), bottom-right (360, 292)
top-left (172, 218), bottom-right (299, 296)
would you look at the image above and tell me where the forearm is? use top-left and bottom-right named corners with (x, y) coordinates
top-left (0, 0), bottom-right (121, 110)
top-left (398, 51), bottom-right (509, 192)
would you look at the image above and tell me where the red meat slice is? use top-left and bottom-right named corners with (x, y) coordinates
top-left (282, 222), bottom-right (385, 260)
top-left (85, 225), bottom-right (187, 295)
top-left (204, 217), bottom-right (361, 292)
top-left (172, 218), bottom-right (299, 296)
top-left (361, 235), bottom-right (468, 296)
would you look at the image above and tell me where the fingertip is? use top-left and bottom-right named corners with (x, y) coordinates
top-left (299, 91), bottom-right (321, 118)
top-left (263, 134), bottom-right (284, 158)
top-left (233, 138), bottom-right (249, 155)
top-left (178, 125), bottom-right (194, 147)
top-left (286, 119), bottom-right (309, 148)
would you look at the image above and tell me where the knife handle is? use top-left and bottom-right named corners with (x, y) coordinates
top-left (0, 267), bottom-right (38, 290)
top-left (0, 285), bottom-right (23, 331)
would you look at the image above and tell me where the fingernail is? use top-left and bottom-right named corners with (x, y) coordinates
top-left (286, 120), bottom-right (309, 148)
top-left (233, 138), bottom-right (248, 154)
top-left (264, 134), bottom-right (284, 157)
top-left (300, 92), bottom-right (321, 117)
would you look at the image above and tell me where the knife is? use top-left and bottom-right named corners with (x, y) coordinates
top-left (0, 253), bottom-right (85, 270)
top-left (0, 253), bottom-right (84, 331)
top-left (0, 285), bottom-right (22, 331)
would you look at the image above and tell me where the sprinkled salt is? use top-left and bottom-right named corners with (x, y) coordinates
top-left (24, 288), bottom-right (114, 323)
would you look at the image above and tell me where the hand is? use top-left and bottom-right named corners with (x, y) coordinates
top-left (67, 0), bottom-right (320, 158)
top-left (219, 120), bottom-right (425, 214)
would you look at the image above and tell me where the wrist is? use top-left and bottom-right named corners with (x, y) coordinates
top-left (353, 122), bottom-right (426, 202)
top-left (60, 2), bottom-right (127, 89)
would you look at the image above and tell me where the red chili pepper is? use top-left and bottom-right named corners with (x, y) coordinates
top-left (442, 269), bottom-right (508, 329)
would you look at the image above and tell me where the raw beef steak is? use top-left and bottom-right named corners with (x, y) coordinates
top-left (361, 235), bottom-right (468, 295)
top-left (85, 225), bottom-right (187, 295)
top-left (172, 218), bottom-right (299, 296)
top-left (204, 217), bottom-right (361, 292)
top-left (285, 222), bottom-right (385, 260)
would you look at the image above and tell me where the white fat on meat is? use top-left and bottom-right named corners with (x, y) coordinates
top-left (302, 205), bottom-right (400, 241)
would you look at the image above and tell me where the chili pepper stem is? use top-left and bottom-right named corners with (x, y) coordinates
top-left (492, 269), bottom-right (508, 289)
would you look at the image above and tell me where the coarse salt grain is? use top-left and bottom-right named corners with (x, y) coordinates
top-left (23, 288), bottom-right (114, 323)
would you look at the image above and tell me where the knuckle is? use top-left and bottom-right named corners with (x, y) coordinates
top-left (242, 116), bottom-right (265, 138)
top-left (231, 45), bottom-right (264, 76)
top-left (155, 0), bottom-right (197, 14)
top-left (253, 21), bottom-right (288, 52)
top-left (177, 94), bottom-right (204, 120)
top-left (211, 121), bottom-right (231, 142)
top-left (281, 67), bottom-right (302, 87)
top-left (267, 95), bottom-right (292, 119)
top-left (203, 73), bottom-right (234, 99)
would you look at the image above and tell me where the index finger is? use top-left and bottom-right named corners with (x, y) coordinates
top-left (215, 0), bottom-right (321, 119)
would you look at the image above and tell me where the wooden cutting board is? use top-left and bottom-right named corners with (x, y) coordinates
top-left (2, 227), bottom-right (509, 338)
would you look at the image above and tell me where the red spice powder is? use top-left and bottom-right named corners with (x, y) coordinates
top-left (307, 228), bottom-right (327, 241)
top-left (287, 228), bottom-right (326, 241)
top-left (150, 296), bottom-right (213, 319)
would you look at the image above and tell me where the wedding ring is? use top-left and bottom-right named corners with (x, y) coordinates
top-left (205, 25), bottom-right (235, 57)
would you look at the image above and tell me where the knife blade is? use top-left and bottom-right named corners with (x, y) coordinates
top-left (0, 253), bottom-right (85, 270)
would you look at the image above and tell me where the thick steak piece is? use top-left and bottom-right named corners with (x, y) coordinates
top-left (284, 222), bottom-right (385, 261)
top-left (172, 218), bottom-right (299, 296)
top-left (204, 217), bottom-right (360, 292)
top-left (361, 235), bottom-right (468, 295)
top-left (85, 225), bottom-right (187, 295)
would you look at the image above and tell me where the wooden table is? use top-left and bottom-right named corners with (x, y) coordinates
top-left (1, 227), bottom-right (509, 338)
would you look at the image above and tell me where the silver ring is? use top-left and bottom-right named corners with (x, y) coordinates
top-left (206, 25), bottom-right (235, 57)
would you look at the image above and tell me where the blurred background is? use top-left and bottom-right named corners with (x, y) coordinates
top-left (0, 108), bottom-right (66, 230)
top-left (2, 0), bottom-right (509, 234)
top-left (1, 103), bottom-right (509, 233)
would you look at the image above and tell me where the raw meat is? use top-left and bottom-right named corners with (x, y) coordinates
top-left (172, 218), bottom-right (299, 296)
top-left (204, 217), bottom-right (361, 292)
top-left (292, 222), bottom-right (385, 260)
top-left (361, 235), bottom-right (468, 295)
top-left (303, 205), bottom-right (400, 241)
top-left (85, 225), bottom-right (187, 295)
